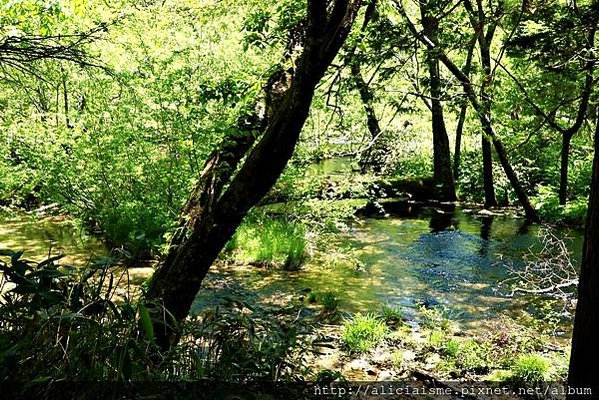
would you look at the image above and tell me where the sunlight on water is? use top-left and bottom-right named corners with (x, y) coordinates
top-left (0, 213), bottom-right (107, 265)
top-left (194, 205), bottom-right (583, 339)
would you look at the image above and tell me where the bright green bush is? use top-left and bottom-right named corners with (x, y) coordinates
top-left (510, 354), bottom-right (552, 385)
top-left (226, 213), bottom-right (308, 269)
top-left (342, 313), bottom-right (386, 354)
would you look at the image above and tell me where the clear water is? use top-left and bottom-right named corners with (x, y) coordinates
top-left (194, 203), bottom-right (583, 338)
top-left (0, 204), bottom-right (583, 338)
top-left (0, 213), bottom-right (106, 265)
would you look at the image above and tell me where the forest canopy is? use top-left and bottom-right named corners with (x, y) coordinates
top-left (0, 0), bottom-right (598, 398)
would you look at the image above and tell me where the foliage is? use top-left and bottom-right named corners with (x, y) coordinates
top-left (532, 186), bottom-right (588, 225)
top-left (320, 291), bottom-right (341, 314)
top-left (179, 300), bottom-right (307, 382)
top-left (0, 0), bottom-right (594, 390)
top-left (0, 250), bottom-right (152, 381)
top-left (418, 305), bottom-right (455, 332)
top-left (225, 212), bottom-right (308, 269)
top-left (429, 331), bottom-right (493, 375)
top-left (0, 0), bottom-right (281, 256)
top-left (452, 339), bottom-right (493, 374)
top-left (341, 313), bottom-right (386, 354)
top-left (0, 250), bottom-right (313, 385)
top-left (379, 304), bottom-right (403, 326)
top-left (509, 354), bottom-right (553, 386)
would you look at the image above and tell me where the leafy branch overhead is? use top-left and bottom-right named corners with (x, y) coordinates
top-left (0, 25), bottom-right (107, 73)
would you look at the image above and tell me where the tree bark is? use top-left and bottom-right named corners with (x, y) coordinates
top-left (559, 132), bottom-right (573, 205)
top-left (453, 35), bottom-right (477, 179)
top-left (567, 116), bottom-right (599, 398)
top-left (351, 62), bottom-right (384, 172)
top-left (420, 1), bottom-right (457, 201)
top-left (398, 5), bottom-right (538, 220)
top-left (146, 1), bottom-right (362, 349)
top-left (453, 102), bottom-right (467, 179)
top-left (559, 18), bottom-right (596, 205)
top-left (481, 136), bottom-right (497, 207)
top-left (479, 53), bottom-right (498, 207)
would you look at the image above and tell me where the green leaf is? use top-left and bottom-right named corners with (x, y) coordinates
top-left (37, 254), bottom-right (65, 268)
top-left (138, 302), bottom-right (154, 342)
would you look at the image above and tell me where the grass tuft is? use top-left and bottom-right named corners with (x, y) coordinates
top-left (510, 353), bottom-right (552, 385)
top-left (342, 313), bottom-right (386, 354)
top-left (226, 213), bottom-right (308, 269)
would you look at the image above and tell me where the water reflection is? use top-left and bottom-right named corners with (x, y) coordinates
top-left (196, 204), bottom-right (584, 339)
top-left (429, 207), bottom-right (457, 232)
top-left (0, 213), bottom-right (107, 265)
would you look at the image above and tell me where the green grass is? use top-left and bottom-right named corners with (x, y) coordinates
top-left (437, 337), bottom-right (492, 375)
top-left (392, 350), bottom-right (405, 369)
top-left (226, 213), bottom-right (308, 269)
top-left (444, 338), bottom-right (460, 358)
top-left (429, 330), bottom-right (445, 348)
top-left (510, 354), bottom-right (552, 385)
top-left (380, 304), bottom-right (403, 325)
top-left (320, 291), bottom-right (341, 313)
top-left (342, 313), bottom-right (386, 354)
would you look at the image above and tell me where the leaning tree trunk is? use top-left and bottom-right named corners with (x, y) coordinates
top-left (568, 116), bottom-right (599, 398)
top-left (420, 1), bottom-right (457, 202)
top-left (351, 62), bottom-right (385, 173)
top-left (146, 0), bottom-right (362, 349)
top-left (397, 6), bottom-right (538, 220)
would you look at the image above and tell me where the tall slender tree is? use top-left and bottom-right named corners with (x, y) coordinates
top-left (463, 0), bottom-right (500, 207)
top-left (347, 0), bottom-right (386, 172)
top-left (501, 2), bottom-right (597, 205)
top-left (397, 1), bottom-right (539, 220)
top-left (419, 0), bottom-right (457, 201)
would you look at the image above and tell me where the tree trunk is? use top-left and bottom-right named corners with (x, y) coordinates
top-left (453, 36), bottom-right (476, 180)
top-left (351, 62), bottom-right (384, 173)
top-left (479, 66), bottom-right (497, 208)
top-left (482, 136), bottom-right (497, 207)
top-left (559, 133), bottom-right (573, 205)
top-left (559, 17), bottom-right (596, 205)
top-left (567, 117), bottom-right (599, 397)
top-left (473, 2), bottom-right (498, 208)
top-left (453, 101), bottom-right (467, 179)
top-left (346, 0), bottom-right (384, 173)
top-left (491, 136), bottom-right (536, 218)
top-left (397, 7), bottom-right (538, 220)
top-left (420, 2), bottom-right (457, 202)
top-left (146, 1), bottom-right (362, 349)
